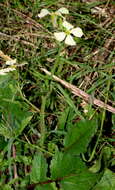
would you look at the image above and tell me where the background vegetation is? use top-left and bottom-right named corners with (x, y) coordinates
top-left (0, 0), bottom-right (115, 190)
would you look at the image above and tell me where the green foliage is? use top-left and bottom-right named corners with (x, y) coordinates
top-left (1, 185), bottom-right (13, 190)
top-left (29, 119), bottom-right (103, 190)
top-left (94, 169), bottom-right (115, 190)
top-left (35, 183), bottom-right (56, 190)
top-left (50, 150), bottom-right (86, 179)
top-left (0, 75), bottom-right (32, 139)
top-left (60, 171), bottom-right (102, 190)
top-left (30, 154), bottom-right (57, 190)
top-left (0, 1), bottom-right (114, 190)
top-left (64, 119), bottom-right (97, 154)
top-left (30, 153), bottom-right (48, 183)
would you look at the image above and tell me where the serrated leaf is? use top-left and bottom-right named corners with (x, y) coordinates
top-left (50, 149), bottom-right (103, 190)
top-left (93, 169), bottom-right (115, 190)
top-left (64, 119), bottom-right (97, 154)
top-left (60, 170), bottom-right (103, 190)
top-left (30, 153), bottom-right (48, 183)
top-left (50, 149), bottom-right (86, 179)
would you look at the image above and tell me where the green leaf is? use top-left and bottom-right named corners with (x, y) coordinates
top-left (0, 123), bottom-right (13, 139)
top-left (58, 107), bottom-right (70, 130)
top-left (1, 184), bottom-right (13, 190)
top-left (30, 153), bottom-right (48, 183)
top-left (60, 170), bottom-right (103, 190)
top-left (0, 75), bottom-right (32, 138)
top-left (50, 149), bottom-right (103, 190)
top-left (51, 148), bottom-right (87, 179)
top-left (0, 102), bottom-right (32, 138)
top-left (93, 169), bottom-right (115, 190)
top-left (16, 114), bottom-right (32, 137)
top-left (58, 107), bottom-right (77, 130)
top-left (0, 75), bottom-right (17, 101)
top-left (64, 119), bottom-right (97, 154)
top-left (35, 183), bottom-right (57, 190)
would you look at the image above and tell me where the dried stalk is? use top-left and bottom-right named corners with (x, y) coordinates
top-left (0, 50), bottom-right (12, 61)
top-left (41, 68), bottom-right (115, 114)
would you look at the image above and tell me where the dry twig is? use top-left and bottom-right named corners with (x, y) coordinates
top-left (41, 68), bottom-right (115, 114)
top-left (0, 50), bottom-right (12, 61)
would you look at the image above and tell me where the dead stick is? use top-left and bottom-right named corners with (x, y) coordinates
top-left (0, 50), bottom-right (12, 61)
top-left (41, 68), bottom-right (115, 114)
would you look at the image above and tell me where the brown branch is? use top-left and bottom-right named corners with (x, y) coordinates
top-left (27, 173), bottom-right (76, 190)
top-left (40, 68), bottom-right (115, 114)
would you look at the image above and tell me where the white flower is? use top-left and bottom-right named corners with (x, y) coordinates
top-left (38, 9), bottom-right (50, 18)
top-left (56, 7), bottom-right (69, 15)
top-left (38, 7), bottom-right (69, 18)
top-left (0, 67), bottom-right (16, 75)
top-left (62, 20), bottom-right (73, 30)
top-left (54, 32), bottom-right (76, 45)
top-left (54, 20), bottom-right (83, 46)
top-left (6, 59), bottom-right (16, 66)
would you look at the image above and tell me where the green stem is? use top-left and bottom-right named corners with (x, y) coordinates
top-left (40, 96), bottom-right (46, 146)
top-left (17, 84), bottom-right (40, 113)
top-left (51, 45), bottom-right (64, 75)
top-left (8, 138), bottom-right (14, 180)
top-left (18, 138), bottom-right (53, 156)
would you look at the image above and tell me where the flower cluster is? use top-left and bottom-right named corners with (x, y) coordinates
top-left (38, 7), bottom-right (83, 46)
top-left (54, 20), bottom-right (83, 46)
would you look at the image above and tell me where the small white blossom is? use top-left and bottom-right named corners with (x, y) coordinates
top-left (6, 59), bottom-right (16, 66)
top-left (56, 7), bottom-right (69, 15)
top-left (38, 7), bottom-right (69, 18)
top-left (70, 27), bottom-right (83, 38)
top-left (54, 20), bottom-right (83, 46)
top-left (62, 20), bottom-right (73, 30)
top-left (54, 32), bottom-right (66, 42)
top-left (38, 9), bottom-right (50, 18)
top-left (65, 34), bottom-right (76, 46)
top-left (0, 67), bottom-right (16, 75)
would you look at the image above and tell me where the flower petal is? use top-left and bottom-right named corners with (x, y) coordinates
top-left (0, 67), bottom-right (16, 75)
top-left (6, 59), bottom-right (16, 66)
top-left (54, 32), bottom-right (66, 42)
top-left (62, 20), bottom-right (73, 30)
top-left (71, 27), bottom-right (83, 37)
top-left (38, 9), bottom-right (50, 18)
top-left (65, 35), bottom-right (76, 46)
top-left (57, 7), bottom-right (69, 14)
